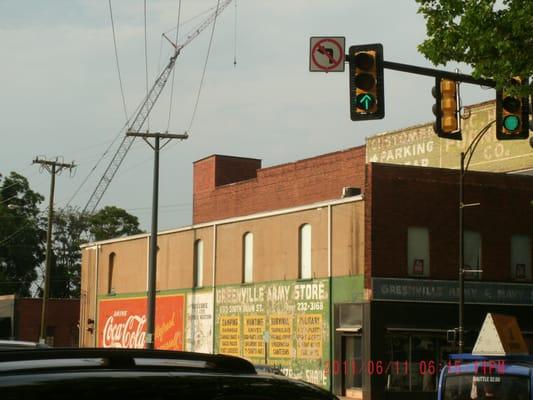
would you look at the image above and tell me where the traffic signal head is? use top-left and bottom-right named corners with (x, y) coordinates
top-left (496, 77), bottom-right (530, 140)
top-left (432, 77), bottom-right (461, 140)
top-left (348, 44), bottom-right (384, 121)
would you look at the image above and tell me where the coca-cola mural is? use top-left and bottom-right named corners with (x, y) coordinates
top-left (98, 295), bottom-right (185, 349)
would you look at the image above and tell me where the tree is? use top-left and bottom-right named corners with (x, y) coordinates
top-left (41, 205), bottom-right (143, 299)
top-left (416, 0), bottom-right (533, 96)
top-left (0, 172), bottom-right (45, 296)
top-left (88, 206), bottom-right (143, 242)
top-left (48, 207), bottom-right (91, 298)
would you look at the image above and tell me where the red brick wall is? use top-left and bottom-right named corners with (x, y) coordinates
top-left (367, 163), bottom-right (533, 287)
top-left (193, 155), bottom-right (261, 194)
top-left (15, 298), bottom-right (80, 346)
top-left (193, 147), bottom-right (366, 223)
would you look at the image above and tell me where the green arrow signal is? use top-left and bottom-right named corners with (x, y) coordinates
top-left (356, 93), bottom-right (375, 111)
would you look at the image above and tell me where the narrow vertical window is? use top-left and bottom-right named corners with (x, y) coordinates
top-left (464, 230), bottom-right (482, 279)
top-left (299, 224), bottom-right (312, 279)
top-left (511, 235), bottom-right (531, 281)
top-left (407, 227), bottom-right (430, 276)
top-left (194, 239), bottom-right (204, 288)
top-left (108, 252), bottom-right (116, 294)
top-left (243, 232), bottom-right (253, 283)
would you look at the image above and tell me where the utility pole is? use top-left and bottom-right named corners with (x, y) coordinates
top-left (33, 156), bottom-right (76, 344)
top-left (125, 131), bottom-right (188, 349)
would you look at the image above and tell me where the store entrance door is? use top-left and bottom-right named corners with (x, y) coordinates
top-left (341, 335), bottom-right (362, 398)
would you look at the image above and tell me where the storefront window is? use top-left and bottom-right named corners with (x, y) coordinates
top-left (464, 230), bottom-right (482, 280)
top-left (385, 335), bottom-right (410, 392)
top-left (407, 227), bottom-right (430, 276)
top-left (385, 334), bottom-right (447, 393)
top-left (511, 235), bottom-right (531, 281)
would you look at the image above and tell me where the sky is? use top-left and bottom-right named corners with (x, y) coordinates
top-left (0, 0), bottom-right (495, 232)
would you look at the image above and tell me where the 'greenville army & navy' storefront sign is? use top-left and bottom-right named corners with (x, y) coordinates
top-left (373, 277), bottom-right (533, 305)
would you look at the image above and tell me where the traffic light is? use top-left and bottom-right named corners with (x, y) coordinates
top-left (348, 44), bottom-right (384, 121)
top-left (496, 77), bottom-right (530, 140)
top-left (432, 77), bottom-right (461, 140)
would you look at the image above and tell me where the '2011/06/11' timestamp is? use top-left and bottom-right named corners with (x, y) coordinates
top-left (323, 360), bottom-right (506, 376)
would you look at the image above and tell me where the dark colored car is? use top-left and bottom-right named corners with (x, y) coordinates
top-left (0, 348), bottom-right (338, 400)
top-left (0, 339), bottom-right (50, 350)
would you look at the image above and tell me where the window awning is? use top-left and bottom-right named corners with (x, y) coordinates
top-left (336, 325), bottom-right (362, 333)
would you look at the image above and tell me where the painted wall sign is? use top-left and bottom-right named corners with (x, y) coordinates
top-left (98, 294), bottom-right (185, 349)
top-left (373, 278), bottom-right (533, 305)
top-left (215, 279), bottom-right (330, 387)
top-left (219, 315), bottom-right (240, 355)
top-left (186, 291), bottom-right (213, 353)
top-left (366, 102), bottom-right (533, 173)
top-left (243, 315), bottom-right (265, 358)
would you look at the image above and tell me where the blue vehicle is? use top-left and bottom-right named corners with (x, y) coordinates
top-left (437, 353), bottom-right (533, 400)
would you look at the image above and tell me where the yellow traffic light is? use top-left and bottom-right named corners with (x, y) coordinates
top-left (349, 44), bottom-right (384, 121)
top-left (432, 77), bottom-right (461, 140)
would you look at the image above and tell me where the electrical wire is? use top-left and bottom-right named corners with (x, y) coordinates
top-left (233, 0), bottom-right (237, 67)
top-left (108, 0), bottom-right (129, 122)
top-left (187, 0), bottom-right (222, 133)
top-left (65, 121), bottom-right (130, 207)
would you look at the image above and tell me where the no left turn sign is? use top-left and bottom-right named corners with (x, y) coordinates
top-left (309, 37), bottom-right (345, 72)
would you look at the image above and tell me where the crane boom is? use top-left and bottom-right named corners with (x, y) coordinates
top-left (83, 0), bottom-right (233, 214)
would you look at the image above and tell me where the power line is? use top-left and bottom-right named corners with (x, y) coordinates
top-left (108, 0), bottom-right (129, 122)
top-left (187, 0), bottom-right (223, 133)
top-left (233, 0), bottom-right (237, 67)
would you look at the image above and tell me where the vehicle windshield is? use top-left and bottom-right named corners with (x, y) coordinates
top-left (443, 373), bottom-right (530, 400)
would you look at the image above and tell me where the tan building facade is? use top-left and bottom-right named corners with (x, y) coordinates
top-left (80, 196), bottom-right (365, 388)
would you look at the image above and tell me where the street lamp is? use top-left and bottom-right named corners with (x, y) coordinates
top-left (457, 120), bottom-right (495, 353)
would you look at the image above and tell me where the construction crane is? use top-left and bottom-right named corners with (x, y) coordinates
top-left (83, 0), bottom-right (233, 214)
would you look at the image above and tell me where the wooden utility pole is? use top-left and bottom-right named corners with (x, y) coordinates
top-left (125, 131), bottom-right (187, 349)
top-left (33, 156), bottom-right (76, 344)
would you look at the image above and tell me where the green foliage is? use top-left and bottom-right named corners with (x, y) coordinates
top-left (416, 0), bottom-right (533, 96)
top-left (0, 172), bottom-right (45, 296)
top-left (0, 171), bottom-right (143, 299)
top-left (88, 206), bottom-right (143, 241)
top-left (48, 207), bottom-right (91, 298)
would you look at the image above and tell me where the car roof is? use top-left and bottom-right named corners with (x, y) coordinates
top-left (0, 348), bottom-right (336, 399)
top-left (0, 340), bottom-right (50, 349)
top-left (0, 348), bottom-right (256, 373)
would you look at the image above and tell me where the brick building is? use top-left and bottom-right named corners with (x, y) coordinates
top-left (0, 295), bottom-right (79, 346)
top-left (79, 102), bottom-right (533, 400)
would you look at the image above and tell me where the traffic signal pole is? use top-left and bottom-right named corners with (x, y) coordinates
top-left (381, 60), bottom-right (495, 87)
top-left (457, 120), bottom-right (495, 353)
